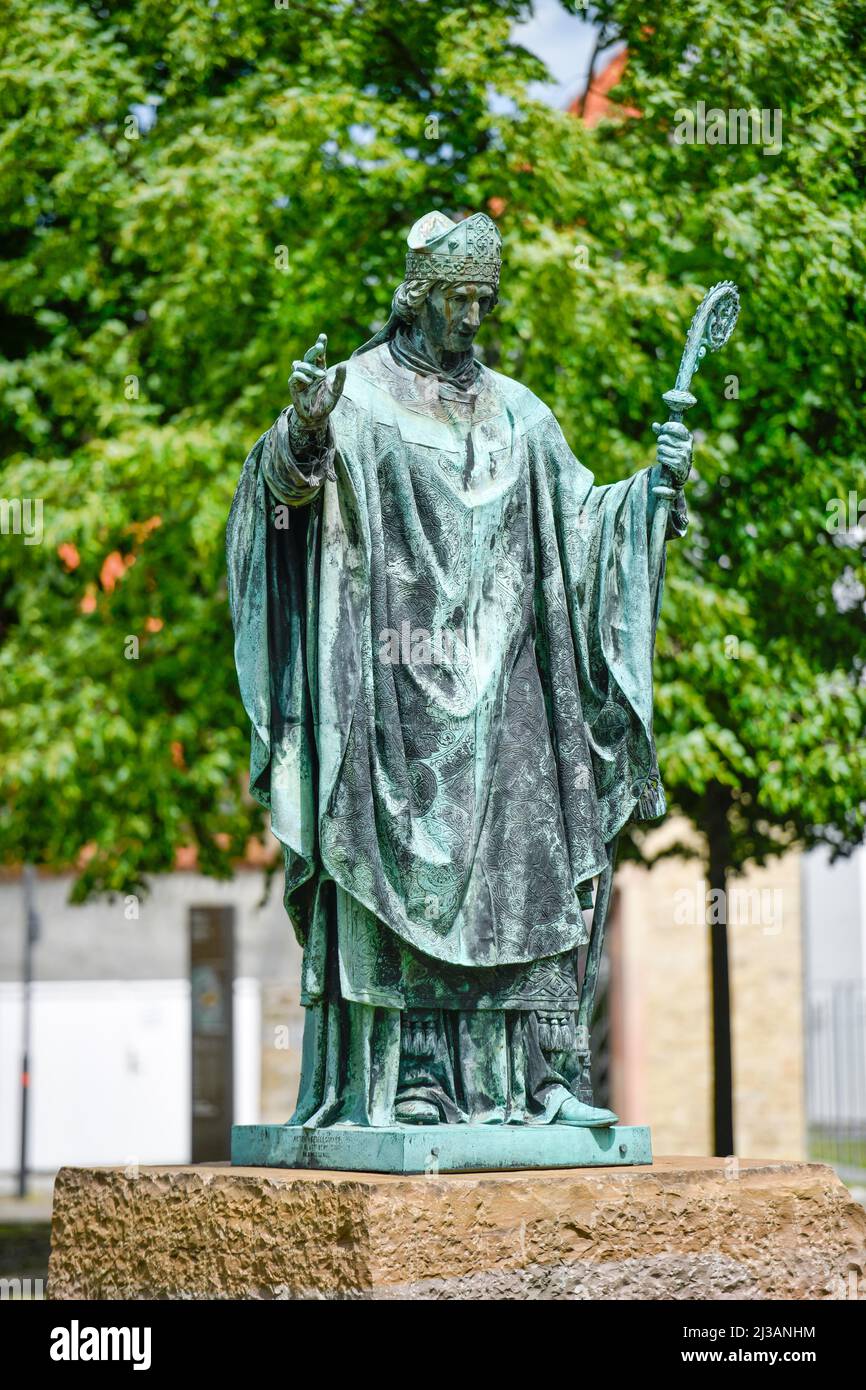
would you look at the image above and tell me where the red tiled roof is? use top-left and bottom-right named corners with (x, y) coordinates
top-left (569, 48), bottom-right (639, 126)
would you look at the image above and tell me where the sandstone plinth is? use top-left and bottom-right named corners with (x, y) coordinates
top-left (48, 1157), bottom-right (866, 1300)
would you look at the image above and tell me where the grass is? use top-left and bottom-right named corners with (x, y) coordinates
top-left (808, 1127), bottom-right (866, 1174)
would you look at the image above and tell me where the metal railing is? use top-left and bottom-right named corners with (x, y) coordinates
top-left (806, 982), bottom-right (866, 1180)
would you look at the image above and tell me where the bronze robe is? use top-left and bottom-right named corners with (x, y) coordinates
top-left (227, 340), bottom-right (684, 1124)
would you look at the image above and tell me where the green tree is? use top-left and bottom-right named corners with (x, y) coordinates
top-left (576, 0), bottom-right (866, 1149)
top-left (0, 0), bottom-right (548, 895)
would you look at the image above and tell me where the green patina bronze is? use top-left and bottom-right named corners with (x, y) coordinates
top-left (231, 1120), bottom-right (653, 1174)
top-left (227, 210), bottom-right (738, 1159)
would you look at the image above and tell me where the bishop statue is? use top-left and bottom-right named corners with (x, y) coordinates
top-left (227, 210), bottom-right (694, 1131)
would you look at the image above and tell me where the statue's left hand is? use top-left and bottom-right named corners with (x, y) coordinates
top-left (652, 420), bottom-right (693, 486)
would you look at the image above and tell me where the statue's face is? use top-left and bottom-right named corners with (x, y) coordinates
top-left (419, 281), bottom-right (496, 352)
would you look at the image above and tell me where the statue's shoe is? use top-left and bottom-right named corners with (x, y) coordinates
top-left (556, 1096), bottom-right (618, 1127)
top-left (395, 1098), bottom-right (439, 1126)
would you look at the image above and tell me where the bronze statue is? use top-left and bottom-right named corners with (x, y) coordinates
top-left (227, 210), bottom-right (729, 1138)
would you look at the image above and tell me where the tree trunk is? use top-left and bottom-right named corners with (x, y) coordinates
top-left (706, 792), bottom-right (734, 1156)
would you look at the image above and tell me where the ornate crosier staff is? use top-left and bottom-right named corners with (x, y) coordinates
top-left (649, 280), bottom-right (741, 599)
top-left (575, 280), bottom-right (740, 1108)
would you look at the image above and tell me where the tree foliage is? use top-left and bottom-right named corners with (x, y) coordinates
top-left (0, 0), bottom-right (863, 898)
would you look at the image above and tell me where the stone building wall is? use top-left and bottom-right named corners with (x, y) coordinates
top-left (609, 821), bottom-right (806, 1160)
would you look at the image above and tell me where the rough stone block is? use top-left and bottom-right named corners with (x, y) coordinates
top-left (48, 1157), bottom-right (866, 1300)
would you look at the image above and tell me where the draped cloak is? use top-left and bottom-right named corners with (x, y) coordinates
top-left (226, 341), bottom-right (685, 1121)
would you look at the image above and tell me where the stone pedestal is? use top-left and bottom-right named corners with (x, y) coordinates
top-left (48, 1158), bottom-right (866, 1301)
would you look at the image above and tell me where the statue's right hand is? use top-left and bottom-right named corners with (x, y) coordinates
top-left (288, 333), bottom-right (346, 431)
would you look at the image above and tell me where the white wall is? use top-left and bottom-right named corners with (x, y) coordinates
top-left (802, 845), bottom-right (866, 987)
top-left (802, 845), bottom-right (866, 1131)
top-left (0, 977), bottom-right (260, 1172)
top-left (0, 864), bottom-right (300, 1175)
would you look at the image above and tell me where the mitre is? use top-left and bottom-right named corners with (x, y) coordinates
top-left (405, 210), bottom-right (502, 286)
